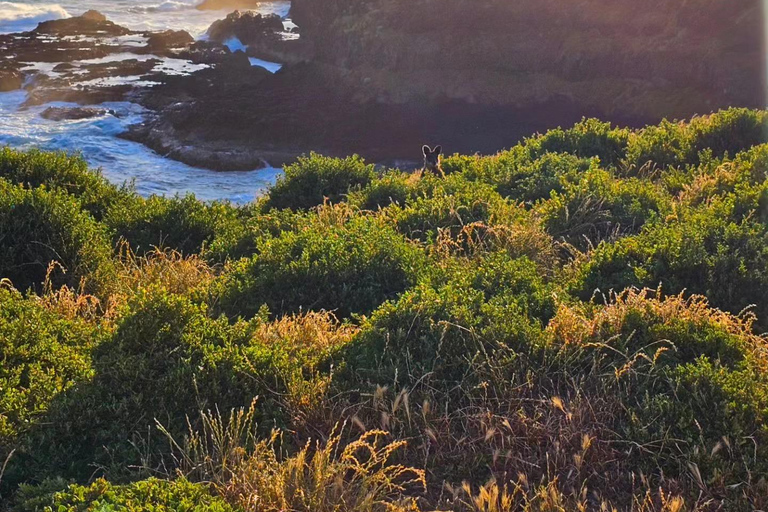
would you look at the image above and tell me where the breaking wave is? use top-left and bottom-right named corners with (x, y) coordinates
top-left (0, 2), bottom-right (69, 34)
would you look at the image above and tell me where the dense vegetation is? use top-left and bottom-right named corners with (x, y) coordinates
top-left (2, 108), bottom-right (768, 511)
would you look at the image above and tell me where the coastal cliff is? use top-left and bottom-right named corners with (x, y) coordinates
top-left (288, 0), bottom-right (764, 118)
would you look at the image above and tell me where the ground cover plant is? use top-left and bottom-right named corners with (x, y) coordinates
top-left (3, 108), bottom-right (768, 511)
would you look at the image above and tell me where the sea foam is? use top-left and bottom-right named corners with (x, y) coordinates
top-left (128, 1), bottom-right (196, 14)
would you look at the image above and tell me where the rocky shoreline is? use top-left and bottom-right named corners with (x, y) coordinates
top-left (1, 0), bottom-right (764, 171)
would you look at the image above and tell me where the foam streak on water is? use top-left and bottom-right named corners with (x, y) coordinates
top-left (0, 91), bottom-right (281, 203)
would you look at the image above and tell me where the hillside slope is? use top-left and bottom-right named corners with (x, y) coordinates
top-left (2, 109), bottom-right (768, 510)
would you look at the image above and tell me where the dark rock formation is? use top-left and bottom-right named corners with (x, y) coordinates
top-left (287, 0), bottom-right (765, 119)
top-left (1, 32), bottom-right (115, 63)
top-left (145, 30), bottom-right (194, 53)
top-left (0, 63), bottom-right (24, 92)
top-left (206, 10), bottom-right (284, 46)
top-left (41, 107), bottom-right (112, 121)
top-left (34, 11), bottom-right (131, 37)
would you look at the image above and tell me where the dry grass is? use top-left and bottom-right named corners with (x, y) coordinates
top-left (547, 287), bottom-right (761, 348)
top-left (111, 243), bottom-right (214, 297)
top-left (431, 218), bottom-right (560, 271)
top-left (160, 401), bottom-right (426, 512)
top-left (255, 312), bottom-right (359, 430)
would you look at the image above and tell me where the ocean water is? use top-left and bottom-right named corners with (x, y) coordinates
top-left (0, 0), bottom-right (291, 202)
top-left (0, 91), bottom-right (282, 202)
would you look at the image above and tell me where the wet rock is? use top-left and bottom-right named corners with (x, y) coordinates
top-left (175, 41), bottom-right (233, 65)
top-left (75, 58), bottom-right (161, 81)
top-left (25, 85), bottom-right (133, 107)
top-left (41, 106), bottom-right (111, 121)
top-left (81, 10), bottom-right (107, 22)
top-left (206, 10), bottom-right (284, 46)
top-left (1, 32), bottom-right (114, 62)
top-left (0, 63), bottom-right (24, 91)
top-left (145, 30), bottom-right (194, 53)
top-left (34, 11), bottom-right (131, 37)
top-left (53, 63), bottom-right (76, 72)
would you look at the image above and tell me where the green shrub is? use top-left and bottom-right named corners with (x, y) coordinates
top-left (548, 292), bottom-right (768, 482)
top-left (19, 287), bottom-right (349, 483)
top-left (572, 203), bottom-right (768, 325)
top-left (104, 195), bottom-right (240, 255)
top-left (344, 253), bottom-right (554, 385)
top-left (537, 167), bottom-right (670, 249)
top-left (459, 151), bottom-right (598, 203)
top-left (626, 108), bottom-right (768, 170)
top-left (0, 148), bottom-right (128, 220)
top-left (22, 288), bottom-right (260, 481)
top-left (0, 180), bottom-right (113, 292)
top-left (0, 288), bottom-right (98, 477)
top-left (528, 118), bottom-right (630, 168)
top-left (215, 214), bottom-right (424, 319)
top-left (347, 170), bottom-right (418, 210)
top-left (386, 174), bottom-right (521, 243)
top-left (203, 205), bottom-right (306, 262)
top-left (13, 477), bottom-right (234, 512)
top-left (265, 153), bottom-right (376, 211)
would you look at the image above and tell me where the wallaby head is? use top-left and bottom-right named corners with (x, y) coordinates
top-left (422, 145), bottom-right (443, 175)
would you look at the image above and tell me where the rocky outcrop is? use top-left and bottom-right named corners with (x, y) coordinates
top-left (41, 107), bottom-right (113, 121)
top-left (34, 10), bottom-right (131, 37)
top-left (145, 30), bottom-right (194, 53)
top-left (206, 11), bottom-right (284, 46)
top-left (1, 12), bottom-right (234, 108)
top-left (287, 0), bottom-right (765, 119)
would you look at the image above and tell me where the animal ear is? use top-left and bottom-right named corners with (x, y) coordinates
top-left (422, 145), bottom-right (432, 157)
top-left (434, 145), bottom-right (442, 156)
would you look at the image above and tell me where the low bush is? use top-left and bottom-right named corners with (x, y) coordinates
top-left (214, 212), bottom-right (425, 319)
top-left (203, 206), bottom-right (306, 262)
top-left (536, 167), bottom-right (670, 249)
top-left (385, 174), bottom-right (521, 243)
top-left (0, 180), bottom-right (113, 292)
top-left (13, 477), bottom-right (234, 512)
top-left (0, 148), bottom-right (128, 220)
top-left (265, 153), bottom-right (376, 211)
top-left (446, 149), bottom-right (597, 203)
top-left (0, 288), bottom-right (99, 494)
top-left (104, 195), bottom-right (240, 256)
top-left (19, 287), bottom-right (352, 483)
top-left (572, 202), bottom-right (768, 325)
top-left (347, 170), bottom-right (419, 210)
top-left (344, 253), bottom-right (555, 386)
top-left (546, 291), bottom-right (768, 491)
top-left (626, 108), bottom-right (768, 171)
top-left (528, 117), bottom-right (631, 168)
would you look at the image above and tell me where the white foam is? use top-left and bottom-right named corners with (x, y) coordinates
top-left (152, 57), bottom-right (208, 75)
top-left (128, 1), bottom-right (195, 14)
top-left (0, 2), bottom-right (70, 34)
